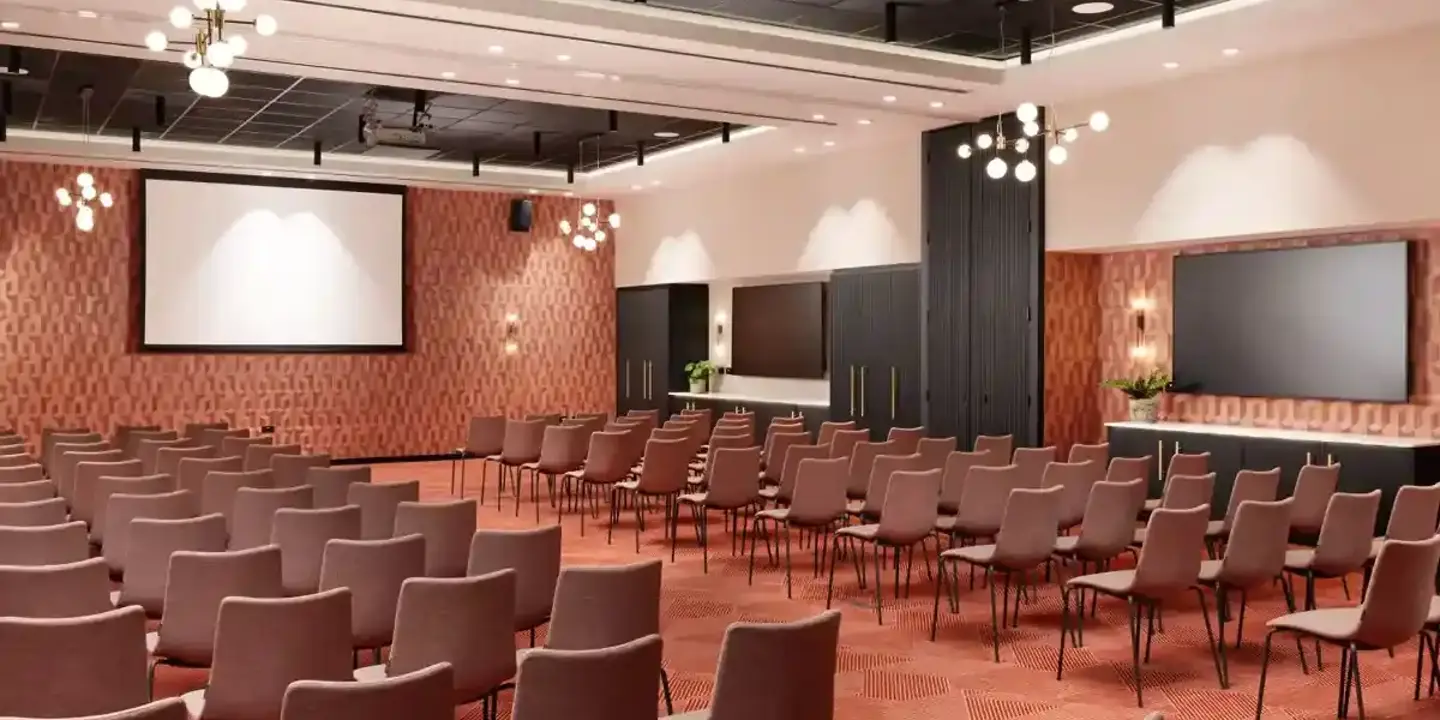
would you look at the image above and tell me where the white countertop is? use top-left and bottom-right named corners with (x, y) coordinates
top-left (669, 391), bottom-right (830, 409)
top-left (1106, 421), bottom-right (1440, 448)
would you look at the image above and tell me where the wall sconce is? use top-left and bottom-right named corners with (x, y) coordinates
top-left (503, 312), bottom-right (520, 355)
top-left (1129, 296), bottom-right (1154, 360)
top-left (713, 310), bottom-right (727, 359)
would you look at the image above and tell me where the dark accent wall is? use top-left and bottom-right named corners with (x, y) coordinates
top-left (921, 115), bottom-right (1045, 447)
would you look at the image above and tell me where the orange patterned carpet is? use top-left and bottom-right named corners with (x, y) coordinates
top-left (152, 461), bottom-right (1440, 719)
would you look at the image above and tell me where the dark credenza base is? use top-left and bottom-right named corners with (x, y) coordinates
top-left (1107, 422), bottom-right (1440, 535)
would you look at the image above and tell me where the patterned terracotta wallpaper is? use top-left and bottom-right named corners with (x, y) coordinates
top-left (0, 160), bottom-right (615, 458)
top-left (1043, 229), bottom-right (1440, 442)
top-left (1042, 252), bottom-right (1101, 454)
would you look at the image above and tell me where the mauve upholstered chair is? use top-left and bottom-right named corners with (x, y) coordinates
top-left (45, 432), bottom-right (102, 473)
top-left (1372, 483), bottom-right (1440, 557)
top-left (1133, 473), bottom-right (1216, 547)
top-left (548, 559), bottom-right (672, 713)
top-left (939, 464), bottom-right (1023, 542)
top-left (519, 424), bottom-right (589, 521)
top-left (201, 469), bottom-right (275, 536)
top-left (177, 455), bottom-right (244, 510)
top-left (1142, 452), bottom-right (1210, 515)
top-left (843, 440), bottom-right (897, 501)
top-left (220, 435), bottom-right (272, 464)
top-left (757, 443), bottom-right (826, 508)
top-left (0, 606), bottom-right (150, 718)
top-left (183, 422), bottom-right (229, 442)
top-left (151, 546), bottom-right (285, 673)
top-left (453, 415), bottom-right (505, 498)
top-left (0, 521), bottom-right (89, 565)
top-left (113, 424), bottom-right (162, 454)
top-left (319, 534), bottom-right (426, 657)
top-left (0, 497), bottom-right (67, 527)
top-left (199, 428), bottom-right (250, 454)
top-left (494, 419), bottom-right (547, 512)
top-left (50, 697), bottom-right (191, 720)
top-left (810, 420), bottom-right (849, 449)
top-left (973, 434), bottom-right (1014, 461)
top-left (182, 588), bottom-right (354, 720)
top-left (272, 453), bottom-right (332, 489)
top-left (916, 437), bottom-right (957, 471)
top-left (1011, 446), bottom-right (1057, 489)
top-left (155, 445), bottom-right (214, 479)
top-left (669, 611), bottom-right (841, 720)
top-left (1067, 442), bottom-right (1109, 467)
top-left (1106, 455), bottom-right (1152, 487)
top-left (282, 662), bottom-right (454, 720)
top-left (72, 458), bottom-right (143, 526)
top-left (936, 450), bottom-right (993, 517)
top-left (345, 480), bottom-right (417, 540)
top-left (827, 429), bottom-right (868, 461)
top-left (1260, 535), bottom-right (1440, 719)
top-left (1052, 479), bottom-right (1147, 592)
top-left (116, 513), bottom-right (228, 618)
top-left (885, 427), bottom-right (924, 455)
top-left (393, 499), bottom-right (477, 577)
top-left (0, 478), bottom-right (55, 503)
top-left (273, 505), bottom-right (362, 596)
top-left (848, 452), bottom-right (925, 522)
top-left (935, 486), bottom-right (1065, 660)
top-left (244, 443), bottom-right (303, 473)
top-left (610, 438), bottom-right (690, 559)
top-left (229, 486), bottom-right (314, 550)
top-left (561, 431), bottom-right (629, 536)
top-left (1059, 505), bottom-right (1218, 707)
top-left (761, 432), bottom-right (808, 484)
top-left (91, 474), bottom-right (175, 544)
top-left (831, 469), bottom-right (942, 625)
top-left (1196, 497), bottom-right (1294, 688)
top-left (102, 490), bottom-right (199, 577)
top-left (121, 430), bottom-right (176, 462)
top-left (55, 446), bottom-right (118, 503)
top-left (307, 465), bottom-right (371, 509)
top-left (468, 525), bottom-right (562, 645)
top-left (1042, 460), bottom-right (1101, 532)
top-left (1283, 490), bottom-right (1381, 621)
top-left (1207, 468), bottom-right (1281, 547)
top-left (0, 454), bottom-right (34, 471)
top-left (1289, 464), bottom-right (1341, 537)
top-left (751, 457), bottom-right (849, 597)
top-left (136, 440), bottom-right (186, 476)
top-left (680, 447), bottom-right (763, 573)
top-left (0, 463), bottom-right (43, 484)
top-left (0, 557), bottom-right (112, 618)
top-left (511, 635), bottom-right (663, 720)
top-left (355, 571), bottom-right (516, 711)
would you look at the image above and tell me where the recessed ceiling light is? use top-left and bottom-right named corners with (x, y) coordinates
top-left (488, 45), bottom-right (504, 54)
top-left (1071, 2), bottom-right (1115, 14)
top-left (77, 10), bottom-right (98, 18)
top-left (556, 54), bottom-right (572, 62)
top-left (441, 71), bottom-right (456, 79)
top-left (857, 119), bottom-right (872, 125)
top-left (0, 21), bottom-right (18, 30)
top-left (1222, 47), bottom-right (1240, 56)
top-left (527, 188), bottom-right (538, 194)
top-left (631, 184), bottom-right (642, 191)
top-left (653, 131), bottom-right (679, 139)
top-left (1162, 61), bottom-right (1179, 69)
top-left (929, 101), bottom-right (944, 109)
top-left (563, 191), bottom-right (573, 197)
top-left (608, 75), bottom-right (621, 82)
top-left (882, 95), bottom-right (897, 103)
top-left (651, 180), bottom-right (661, 186)
top-left (823, 140), bottom-right (835, 147)
top-left (504, 78), bottom-right (520, 86)
top-left (812, 114), bottom-right (826, 121)
top-left (575, 71), bottom-right (606, 80)
top-left (794, 147), bottom-right (806, 153)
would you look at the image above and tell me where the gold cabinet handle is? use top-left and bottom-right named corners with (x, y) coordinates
top-left (625, 360), bottom-right (631, 398)
top-left (849, 366), bottom-right (856, 418)
top-left (1157, 440), bottom-right (1163, 482)
top-left (890, 366), bottom-right (897, 420)
top-left (647, 362), bottom-right (653, 400)
top-left (1174, 441), bottom-right (1181, 453)
top-left (859, 366), bottom-right (867, 418)
top-left (1327, 453), bottom-right (1335, 466)
top-left (1305, 451), bottom-right (1312, 465)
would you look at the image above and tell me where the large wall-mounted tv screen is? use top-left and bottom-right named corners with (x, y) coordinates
top-left (1172, 242), bottom-right (1409, 402)
top-left (731, 282), bottom-right (827, 379)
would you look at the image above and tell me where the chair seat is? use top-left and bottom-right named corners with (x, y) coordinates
top-left (758, 487), bottom-right (779, 500)
top-left (1142, 498), bottom-right (1160, 512)
top-left (1267, 608), bottom-right (1361, 642)
top-left (1204, 520), bottom-right (1228, 538)
top-left (942, 544), bottom-right (996, 565)
top-left (615, 480), bottom-right (640, 491)
top-left (1066, 569), bottom-right (1136, 596)
top-left (686, 477), bottom-right (704, 488)
top-left (1197, 559), bottom-right (1222, 583)
top-left (1052, 535), bottom-right (1078, 553)
top-left (563, 469), bottom-right (583, 479)
top-left (146, 631), bottom-right (158, 654)
top-left (757, 508), bottom-right (789, 522)
top-left (677, 493), bottom-right (707, 505)
top-left (836, 524), bottom-right (879, 541)
top-left (354, 664), bottom-right (386, 682)
top-left (1368, 537), bottom-right (1384, 560)
top-left (845, 499), bottom-right (864, 514)
top-left (1283, 549), bottom-right (1316, 571)
top-left (935, 515), bottom-right (956, 532)
top-left (180, 689), bottom-right (205, 718)
top-left (1428, 596), bottom-right (1440, 625)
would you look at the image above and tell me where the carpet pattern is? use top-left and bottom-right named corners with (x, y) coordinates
top-left (149, 460), bottom-right (1440, 719)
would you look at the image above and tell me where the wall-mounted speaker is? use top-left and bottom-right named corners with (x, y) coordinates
top-left (509, 198), bottom-right (534, 233)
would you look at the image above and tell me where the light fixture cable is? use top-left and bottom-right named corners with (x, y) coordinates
top-left (54, 87), bottom-right (114, 232)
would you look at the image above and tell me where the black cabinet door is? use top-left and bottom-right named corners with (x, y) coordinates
top-left (1241, 438), bottom-right (1323, 500)
top-left (639, 287), bottom-right (671, 412)
top-left (828, 273), bottom-right (863, 425)
top-left (615, 289), bottom-right (646, 415)
top-left (1166, 433), bottom-right (1243, 519)
top-left (860, 270), bottom-right (891, 440)
top-left (1325, 444), bottom-right (1414, 535)
top-left (887, 268), bottom-right (923, 434)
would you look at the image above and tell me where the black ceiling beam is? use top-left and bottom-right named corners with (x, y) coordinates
top-left (0, 81), bottom-right (10, 116)
top-left (471, 151), bottom-right (479, 177)
top-left (131, 126), bottom-right (140, 152)
top-left (607, 110), bottom-right (619, 133)
top-left (636, 141), bottom-right (645, 166)
top-left (722, 123), bottom-right (731, 143)
top-left (6, 47), bottom-right (19, 74)
top-left (411, 89), bottom-right (426, 128)
top-left (1020, 26), bottom-right (1033, 65)
top-left (313, 139), bottom-right (322, 166)
top-left (566, 162), bottom-right (575, 184)
top-left (532, 130), bottom-right (542, 158)
top-left (1162, 0), bottom-right (1176, 28)
top-left (154, 96), bottom-right (167, 127)
top-left (884, 2), bottom-right (899, 43)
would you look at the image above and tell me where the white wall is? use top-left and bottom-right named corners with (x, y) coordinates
top-left (1047, 28), bottom-right (1440, 251)
top-left (614, 135), bottom-right (922, 286)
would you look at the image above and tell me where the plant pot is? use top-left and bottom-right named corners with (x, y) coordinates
top-left (688, 379), bottom-right (708, 394)
top-left (1128, 397), bottom-right (1160, 423)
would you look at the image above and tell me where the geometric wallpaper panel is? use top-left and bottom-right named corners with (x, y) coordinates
top-left (0, 159), bottom-right (615, 458)
top-left (1041, 252), bottom-right (1101, 455)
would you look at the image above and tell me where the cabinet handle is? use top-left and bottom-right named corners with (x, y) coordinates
top-left (648, 362), bottom-right (654, 400)
top-left (1157, 440), bottom-right (1163, 483)
top-left (1174, 441), bottom-right (1182, 453)
top-left (849, 366), bottom-right (856, 418)
top-left (1327, 453), bottom-right (1334, 466)
top-left (859, 366), bottom-right (867, 418)
top-left (625, 361), bottom-right (631, 399)
top-left (642, 362), bottom-right (649, 400)
top-left (1305, 451), bottom-right (1312, 465)
top-left (890, 366), bottom-right (897, 420)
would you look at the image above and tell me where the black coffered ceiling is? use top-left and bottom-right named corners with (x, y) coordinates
top-left (0, 46), bottom-right (740, 171)
top-left (620, 0), bottom-right (1221, 58)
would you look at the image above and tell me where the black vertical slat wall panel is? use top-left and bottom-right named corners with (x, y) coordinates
top-left (921, 114), bottom-right (1044, 448)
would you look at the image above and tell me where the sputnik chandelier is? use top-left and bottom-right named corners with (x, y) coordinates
top-left (55, 87), bottom-right (112, 233)
top-left (955, 4), bottom-right (1111, 182)
top-left (143, 0), bottom-right (278, 99)
top-left (561, 137), bottom-right (620, 253)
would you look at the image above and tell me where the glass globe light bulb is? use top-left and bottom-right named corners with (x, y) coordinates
top-left (583, 237), bottom-right (597, 251)
top-left (218, 0), bottom-right (246, 11)
top-left (1015, 159), bottom-right (1037, 182)
top-left (226, 35), bottom-right (247, 56)
top-left (254, 14), bottom-right (277, 36)
top-left (145, 31), bottom-right (169, 52)
top-left (77, 172), bottom-right (94, 187)
top-left (81, 185), bottom-right (97, 201)
top-left (1088, 111), bottom-right (1110, 132)
top-left (607, 213), bottom-right (620, 228)
top-left (188, 68), bottom-right (207, 95)
top-left (559, 219), bottom-right (572, 235)
top-left (206, 68), bottom-right (229, 97)
top-left (582, 202), bottom-right (596, 217)
top-left (976, 133), bottom-right (993, 150)
top-left (1048, 144), bottom-right (1069, 165)
top-left (1062, 127), bottom-right (1079, 143)
top-left (181, 50), bottom-right (201, 69)
top-left (75, 206), bottom-right (95, 232)
top-left (99, 192), bottom-right (114, 208)
top-left (572, 235), bottom-right (584, 248)
top-left (985, 157), bottom-right (1007, 179)
top-left (207, 40), bottom-right (234, 68)
top-left (595, 229), bottom-right (607, 243)
top-left (55, 188), bottom-right (72, 206)
top-left (956, 143), bottom-right (972, 159)
top-left (1022, 121), bottom-right (1040, 137)
top-left (193, 0), bottom-right (218, 11)
top-left (1016, 102), bottom-right (1039, 124)
top-left (169, 6), bottom-right (192, 28)
top-left (1014, 138), bottom-right (1030, 154)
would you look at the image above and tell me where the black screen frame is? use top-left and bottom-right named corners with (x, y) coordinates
top-left (137, 169), bottom-right (410, 354)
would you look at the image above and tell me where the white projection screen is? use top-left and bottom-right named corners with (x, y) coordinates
top-left (141, 172), bottom-right (406, 351)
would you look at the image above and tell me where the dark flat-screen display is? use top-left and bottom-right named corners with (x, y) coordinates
top-left (1172, 242), bottom-right (1409, 402)
top-left (731, 282), bottom-right (827, 379)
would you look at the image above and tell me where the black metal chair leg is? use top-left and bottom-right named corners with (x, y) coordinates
top-left (1057, 586), bottom-right (1070, 681)
top-left (1194, 588), bottom-right (1225, 689)
top-left (1349, 644), bottom-right (1366, 720)
top-left (988, 567), bottom-right (1001, 662)
top-left (783, 523), bottom-right (794, 599)
top-left (1255, 631), bottom-right (1275, 719)
top-left (660, 667), bottom-right (675, 715)
top-left (872, 542), bottom-right (885, 624)
top-left (930, 558), bottom-right (946, 641)
top-left (825, 534), bottom-right (841, 609)
top-left (1129, 600), bottom-right (1144, 707)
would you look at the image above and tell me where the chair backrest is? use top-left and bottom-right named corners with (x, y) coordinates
top-left (548, 559), bottom-right (662, 650)
top-left (636, 438), bottom-right (690, 495)
top-left (136, 440), bottom-right (186, 476)
top-left (1353, 534), bottom-right (1440, 649)
top-left (500, 419), bottom-right (548, 465)
top-left (1290, 463), bottom-right (1341, 532)
top-left (54, 445), bottom-right (116, 501)
top-left (307, 465), bottom-right (372, 509)
top-left (273, 506), bottom-right (363, 596)
top-left (45, 431), bottom-right (102, 470)
top-left (178, 455), bottom-right (245, 506)
top-left (0, 497), bottom-right (67, 527)
top-left (526, 413), bottom-right (565, 426)
top-left (204, 589), bottom-right (355, 720)
top-left (272, 453), bottom-right (333, 489)
top-left (393, 499), bottom-right (478, 577)
top-left (183, 422), bottom-right (229, 441)
top-left (319, 534), bottom-right (427, 649)
top-left (156, 445), bottom-right (215, 478)
top-left (1161, 473), bottom-right (1215, 510)
top-left (201, 469), bottom-right (276, 534)
top-left (102, 490), bottom-right (199, 577)
top-left (885, 427), bottom-right (924, 455)
top-left (860, 453), bottom-right (925, 516)
top-left (828, 429), bottom-right (870, 460)
top-left (117, 513), bottom-right (227, 617)
top-left (465, 416), bottom-right (507, 457)
top-left (1074, 478), bottom-right (1147, 560)
top-left (952, 465), bottom-right (1024, 537)
top-left (763, 432), bottom-right (810, 483)
top-left (1216, 498), bottom-right (1293, 588)
top-left (511, 635), bottom-right (663, 720)
top-left (787, 457), bottom-right (850, 526)
top-left (775, 443), bottom-right (829, 504)
top-left (220, 435), bottom-right (274, 461)
top-left (0, 606), bottom-right (150, 718)
top-left (1132, 505), bottom-right (1209, 596)
top-left (0, 521), bottom-right (89, 565)
top-left (1105, 456), bottom-right (1151, 484)
top-left (579, 431), bottom-right (631, 485)
top-left (937, 450), bottom-right (993, 514)
top-left (536, 424), bottom-right (590, 473)
top-left (1166, 451), bottom-right (1210, 481)
top-left (153, 545), bottom-right (285, 666)
top-left (281, 662), bottom-right (454, 720)
top-left (651, 427), bottom-right (688, 443)
top-left (1385, 483), bottom-right (1440, 541)
top-left (875, 469), bottom-right (942, 545)
top-left (1068, 442), bottom-right (1109, 467)
top-left (1312, 490), bottom-right (1382, 575)
top-left (468, 525), bottom-right (563, 633)
top-left (73, 458), bottom-right (144, 525)
top-left (349, 480), bottom-right (421, 540)
top-left (115, 424), bottom-right (163, 453)
top-left (0, 453), bottom-right (35, 470)
top-left (706, 446), bottom-right (763, 509)
top-left (245, 443), bottom-right (304, 472)
top-left (816, 421), bottom-right (855, 448)
top-left (71, 698), bottom-right (191, 720)
top-left (1223, 468), bottom-right (1281, 524)
top-left (1041, 460), bottom-right (1100, 529)
top-left (993, 486), bottom-right (1065, 570)
top-left (230, 486), bottom-right (315, 550)
top-left (916, 437), bottom-right (956, 470)
top-left (0, 478), bottom-right (55, 503)
top-left (92, 474), bottom-right (175, 543)
top-left (122, 431), bottom-right (177, 463)
top-left (389, 572), bottom-right (518, 704)
top-left (1011, 446), bottom-right (1057, 488)
top-left (845, 440), bottom-right (898, 499)
top-left (198, 427), bottom-right (249, 450)
top-left (0, 463), bottom-right (43, 485)
top-left (973, 434), bottom-right (1014, 460)
top-left (0, 557), bottom-right (113, 618)
top-left (704, 611), bottom-right (842, 720)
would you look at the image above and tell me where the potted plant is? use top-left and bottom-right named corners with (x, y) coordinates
top-left (684, 361), bottom-right (717, 393)
top-left (1102, 368), bottom-right (1171, 423)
